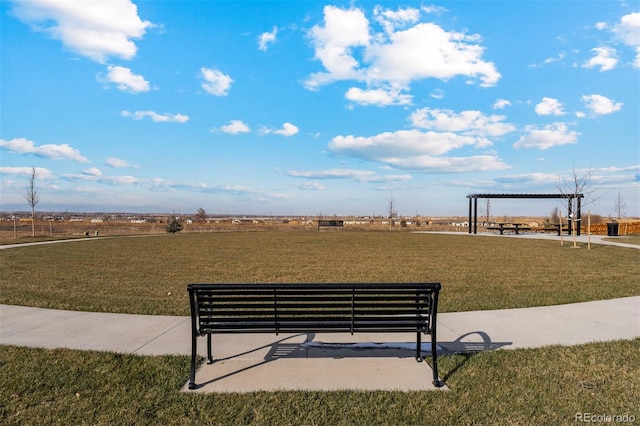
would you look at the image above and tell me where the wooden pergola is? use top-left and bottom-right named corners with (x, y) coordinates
top-left (466, 193), bottom-right (585, 235)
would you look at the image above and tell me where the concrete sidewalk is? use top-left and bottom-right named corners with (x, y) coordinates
top-left (2, 296), bottom-right (638, 392)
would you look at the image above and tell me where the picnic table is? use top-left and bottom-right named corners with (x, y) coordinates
top-left (486, 223), bottom-right (531, 235)
top-left (538, 224), bottom-right (570, 236)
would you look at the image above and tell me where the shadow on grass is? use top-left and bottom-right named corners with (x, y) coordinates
top-left (435, 331), bottom-right (512, 385)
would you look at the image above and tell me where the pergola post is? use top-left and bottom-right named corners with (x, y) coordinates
top-left (468, 196), bottom-right (473, 234)
top-left (577, 195), bottom-right (582, 236)
top-left (473, 196), bottom-right (478, 234)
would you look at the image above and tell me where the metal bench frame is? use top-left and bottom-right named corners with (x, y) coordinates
top-left (188, 282), bottom-right (443, 389)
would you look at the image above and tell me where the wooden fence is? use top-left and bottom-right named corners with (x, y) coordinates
top-left (582, 221), bottom-right (640, 235)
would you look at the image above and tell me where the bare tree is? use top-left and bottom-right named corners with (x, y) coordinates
top-left (613, 192), bottom-right (628, 235)
top-left (479, 199), bottom-right (491, 226)
top-left (387, 196), bottom-right (397, 231)
top-left (195, 208), bottom-right (207, 223)
top-left (23, 167), bottom-right (40, 237)
top-left (549, 206), bottom-right (561, 225)
top-left (557, 167), bottom-right (597, 247)
top-left (613, 192), bottom-right (626, 220)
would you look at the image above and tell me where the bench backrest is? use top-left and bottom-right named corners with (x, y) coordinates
top-left (188, 283), bottom-right (440, 335)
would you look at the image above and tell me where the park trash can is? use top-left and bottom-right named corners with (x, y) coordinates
top-left (607, 223), bottom-right (619, 236)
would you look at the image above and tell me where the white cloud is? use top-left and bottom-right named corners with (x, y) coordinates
top-left (581, 94), bottom-right (623, 115)
top-left (381, 154), bottom-right (509, 172)
top-left (583, 46), bottom-right (618, 71)
top-left (409, 108), bottom-right (515, 137)
top-left (305, 5), bottom-right (500, 105)
top-left (287, 168), bottom-right (412, 183)
top-left (0, 166), bottom-right (54, 179)
top-left (328, 129), bottom-right (508, 172)
top-left (513, 122), bottom-right (580, 150)
top-left (105, 157), bottom-right (136, 168)
top-left (98, 65), bottom-right (150, 93)
top-left (121, 110), bottom-right (189, 123)
top-left (345, 87), bottom-right (412, 106)
top-left (11, 0), bottom-right (152, 63)
top-left (535, 97), bottom-right (565, 116)
top-left (83, 167), bottom-right (102, 177)
top-left (493, 99), bottom-right (511, 109)
top-left (294, 181), bottom-right (326, 190)
top-left (421, 5), bottom-right (448, 15)
top-left (0, 137), bottom-right (88, 162)
top-left (613, 12), bottom-right (640, 68)
top-left (258, 26), bottom-right (278, 51)
top-left (430, 89), bottom-right (444, 99)
top-left (220, 120), bottom-right (251, 134)
top-left (529, 51), bottom-right (567, 68)
top-left (263, 122), bottom-right (299, 136)
top-left (373, 5), bottom-right (420, 34)
top-left (306, 5), bottom-right (370, 88)
top-left (200, 67), bottom-right (233, 96)
top-left (276, 123), bottom-right (299, 136)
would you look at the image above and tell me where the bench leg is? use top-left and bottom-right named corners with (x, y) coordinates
top-left (207, 334), bottom-right (214, 364)
top-left (189, 333), bottom-right (198, 389)
top-left (431, 333), bottom-right (445, 388)
top-left (416, 331), bottom-right (423, 362)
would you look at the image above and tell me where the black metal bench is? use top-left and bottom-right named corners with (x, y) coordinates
top-left (187, 282), bottom-right (444, 389)
top-left (317, 219), bottom-right (344, 230)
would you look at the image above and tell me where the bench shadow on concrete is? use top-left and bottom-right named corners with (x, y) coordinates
top-left (191, 331), bottom-right (511, 389)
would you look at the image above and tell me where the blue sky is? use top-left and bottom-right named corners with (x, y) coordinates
top-left (1, 1), bottom-right (639, 217)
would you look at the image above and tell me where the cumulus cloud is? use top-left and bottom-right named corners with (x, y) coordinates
top-left (11, 0), bottom-right (152, 63)
top-left (304, 5), bottom-right (500, 106)
top-left (262, 122), bottom-right (299, 136)
top-left (258, 26), bottom-right (278, 51)
top-left (220, 120), bottom-right (251, 134)
top-left (345, 87), bottom-right (412, 106)
top-left (200, 67), bottom-right (233, 96)
top-left (409, 108), bottom-right (515, 137)
top-left (373, 5), bottom-right (420, 34)
top-left (83, 167), bottom-right (102, 177)
top-left (581, 94), bottom-right (623, 115)
top-left (613, 12), bottom-right (640, 68)
top-left (583, 46), bottom-right (618, 71)
top-left (0, 166), bottom-right (54, 179)
top-left (493, 99), bottom-right (511, 109)
top-left (327, 129), bottom-right (508, 172)
top-left (535, 97), bottom-right (565, 116)
top-left (121, 110), bottom-right (189, 123)
top-left (97, 65), bottom-right (150, 93)
top-left (0, 137), bottom-right (88, 162)
top-left (513, 122), bottom-right (580, 150)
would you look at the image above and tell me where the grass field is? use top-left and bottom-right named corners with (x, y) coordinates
top-left (2, 340), bottom-right (638, 425)
top-left (1, 231), bottom-right (638, 315)
top-left (1, 231), bottom-right (639, 424)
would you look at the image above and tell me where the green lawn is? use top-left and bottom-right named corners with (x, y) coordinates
top-left (1, 231), bottom-right (638, 315)
top-left (2, 340), bottom-right (638, 425)
top-left (1, 231), bottom-right (638, 425)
